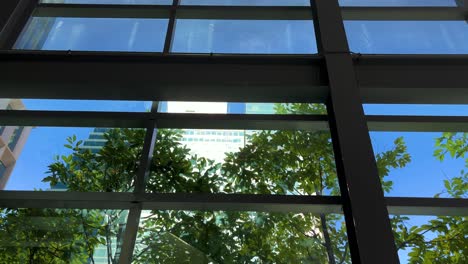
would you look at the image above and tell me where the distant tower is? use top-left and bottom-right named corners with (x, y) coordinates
top-left (80, 128), bottom-right (110, 154)
top-left (0, 99), bottom-right (32, 190)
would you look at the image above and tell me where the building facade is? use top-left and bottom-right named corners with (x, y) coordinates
top-left (0, 99), bottom-right (31, 190)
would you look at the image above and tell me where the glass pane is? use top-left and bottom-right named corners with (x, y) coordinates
top-left (147, 102), bottom-right (335, 195)
top-left (160, 102), bottom-right (327, 114)
top-left (370, 131), bottom-right (467, 198)
top-left (41, 0), bottom-right (172, 4)
top-left (147, 128), bottom-right (337, 195)
top-left (363, 104), bottom-right (468, 116)
top-left (134, 211), bottom-right (350, 263)
top-left (172, 19), bottom-right (317, 54)
top-left (390, 215), bottom-right (468, 263)
top-left (345, 21), bottom-right (468, 54)
top-left (339, 0), bottom-right (456, 6)
top-left (0, 208), bottom-right (128, 264)
top-left (182, 0), bottom-right (310, 6)
top-left (0, 98), bottom-right (152, 112)
top-left (15, 17), bottom-right (168, 52)
top-left (1, 127), bottom-right (145, 192)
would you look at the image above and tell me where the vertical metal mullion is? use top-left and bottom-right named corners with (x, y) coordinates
top-left (0, 0), bottom-right (38, 49)
top-left (0, 0), bottom-right (21, 32)
top-left (163, 0), bottom-right (179, 54)
top-left (117, 205), bottom-right (142, 264)
top-left (312, 0), bottom-right (400, 263)
top-left (118, 102), bottom-right (159, 264)
top-left (455, 0), bottom-right (468, 21)
top-left (133, 121), bottom-right (158, 194)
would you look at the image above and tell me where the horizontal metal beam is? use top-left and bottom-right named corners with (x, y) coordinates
top-left (0, 191), bottom-right (466, 216)
top-left (34, 4), bottom-right (170, 19)
top-left (367, 115), bottom-right (468, 132)
top-left (140, 193), bottom-right (342, 213)
top-left (0, 51), bottom-right (327, 103)
top-left (387, 197), bottom-right (468, 216)
top-left (0, 110), bottom-right (150, 128)
top-left (1, 52), bottom-right (468, 104)
top-left (341, 7), bottom-right (464, 20)
top-left (176, 6), bottom-right (312, 20)
top-left (0, 191), bottom-right (135, 209)
top-left (355, 55), bottom-right (468, 104)
top-left (0, 191), bottom-right (343, 214)
top-left (33, 4), bottom-right (466, 21)
top-left (34, 4), bottom-right (313, 20)
top-left (0, 110), bottom-right (330, 130)
top-left (2, 111), bottom-right (467, 132)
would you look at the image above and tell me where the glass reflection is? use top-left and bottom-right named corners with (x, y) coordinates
top-left (3, 127), bottom-right (144, 192)
top-left (134, 211), bottom-right (350, 263)
top-left (147, 102), bottom-right (338, 195)
top-left (0, 208), bottom-right (128, 264)
top-left (345, 21), bottom-right (468, 54)
top-left (172, 19), bottom-right (317, 54)
top-left (1, 99), bottom-right (151, 112)
top-left (15, 17), bottom-right (168, 52)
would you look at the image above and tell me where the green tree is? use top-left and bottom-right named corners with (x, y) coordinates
top-left (0, 208), bottom-right (106, 264)
top-left (391, 132), bottom-right (468, 264)
top-left (2, 104), bottom-right (465, 263)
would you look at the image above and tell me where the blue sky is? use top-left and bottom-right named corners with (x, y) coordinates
top-left (4, 0), bottom-right (468, 261)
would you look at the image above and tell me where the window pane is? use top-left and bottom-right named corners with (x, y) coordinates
top-left (160, 102), bottom-right (327, 114)
top-left (15, 17), bottom-right (168, 52)
top-left (181, 0), bottom-right (310, 6)
top-left (0, 208), bottom-right (128, 264)
top-left (2, 127), bottom-right (145, 192)
top-left (345, 21), bottom-right (468, 54)
top-left (1, 98), bottom-right (152, 112)
top-left (363, 104), bottom-right (468, 116)
top-left (370, 131), bottom-right (467, 198)
top-left (148, 128), bottom-right (337, 195)
top-left (390, 215), bottom-right (467, 263)
top-left (134, 211), bottom-right (350, 263)
top-left (147, 102), bottom-right (334, 195)
top-left (40, 0), bottom-right (172, 4)
top-left (339, 0), bottom-right (456, 6)
top-left (172, 19), bottom-right (317, 54)
top-left (0, 161), bottom-right (6, 187)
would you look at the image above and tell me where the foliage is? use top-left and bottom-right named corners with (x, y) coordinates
top-left (0, 104), bottom-right (466, 263)
top-left (392, 132), bottom-right (468, 264)
top-left (0, 208), bottom-right (106, 264)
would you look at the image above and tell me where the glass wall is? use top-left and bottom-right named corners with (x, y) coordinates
top-left (345, 21), bottom-right (468, 54)
top-left (135, 211), bottom-right (350, 263)
top-left (0, 208), bottom-right (128, 264)
top-left (15, 17), bottom-right (169, 52)
top-left (0, 0), bottom-right (466, 263)
top-left (14, 1), bottom-right (317, 54)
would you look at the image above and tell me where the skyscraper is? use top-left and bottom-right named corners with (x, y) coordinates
top-left (161, 102), bottom-right (248, 162)
top-left (1, 0), bottom-right (466, 263)
top-left (0, 99), bottom-right (31, 190)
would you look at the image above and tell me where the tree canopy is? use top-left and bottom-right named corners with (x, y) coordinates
top-left (0, 104), bottom-right (466, 263)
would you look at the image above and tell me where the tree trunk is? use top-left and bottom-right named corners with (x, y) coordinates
top-left (320, 214), bottom-right (336, 264)
top-left (106, 222), bottom-right (113, 264)
top-left (29, 247), bottom-right (36, 264)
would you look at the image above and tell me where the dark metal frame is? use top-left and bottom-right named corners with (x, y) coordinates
top-left (0, 0), bottom-right (467, 263)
